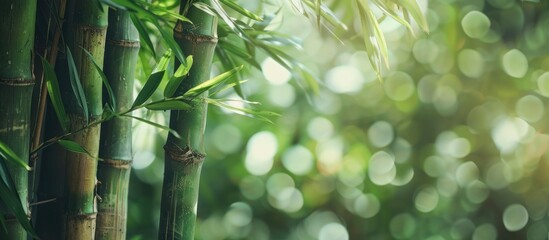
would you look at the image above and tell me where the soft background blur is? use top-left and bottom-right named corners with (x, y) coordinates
top-left (127, 0), bottom-right (549, 239)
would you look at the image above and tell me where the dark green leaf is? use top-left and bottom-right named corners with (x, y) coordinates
top-left (130, 14), bottom-right (156, 58)
top-left (183, 65), bottom-right (243, 98)
top-left (219, 0), bottom-right (263, 21)
top-left (57, 140), bottom-right (95, 158)
top-left (66, 46), bottom-right (89, 122)
top-left (152, 20), bottom-right (186, 64)
top-left (81, 47), bottom-right (117, 110)
top-left (164, 55), bottom-right (193, 98)
top-left (153, 49), bottom-right (172, 73)
top-left (0, 141), bottom-right (30, 171)
top-left (40, 56), bottom-right (69, 132)
top-left (145, 100), bottom-right (192, 111)
top-left (132, 71), bottom-right (166, 108)
top-left (123, 114), bottom-right (181, 138)
top-left (0, 180), bottom-right (37, 238)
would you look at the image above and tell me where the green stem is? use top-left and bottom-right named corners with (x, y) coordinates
top-left (96, 9), bottom-right (139, 240)
top-left (61, 0), bottom-right (108, 238)
top-left (0, 0), bottom-right (37, 239)
top-left (158, 1), bottom-right (218, 239)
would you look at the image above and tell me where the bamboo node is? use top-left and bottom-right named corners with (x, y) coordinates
top-left (0, 78), bottom-right (34, 86)
top-left (106, 39), bottom-right (140, 48)
top-left (99, 158), bottom-right (132, 169)
top-left (163, 143), bottom-right (205, 165)
top-left (67, 212), bottom-right (97, 220)
top-left (174, 30), bottom-right (218, 44)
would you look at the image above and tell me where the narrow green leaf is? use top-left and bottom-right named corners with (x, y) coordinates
top-left (373, 0), bottom-right (414, 35)
top-left (123, 114), bottom-right (181, 138)
top-left (315, 0), bottom-right (321, 27)
top-left (164, 55), bottom-right (193, 98)
top-left (130, 14), bottom-right (156, 58)
top-left (206, 99), bottom-right (279, 123)
top-left (66, 46), bottom-right (89, 121)
top-left (364, 3), bottom-right (389, 68)
top-left (301, 0), bottom-right (348, 30)
top-left (132, 71), bottom-right (166, 108)
top-left (81, 47), bottom-right (117, 110)
top-left (183, 65), bottom-right (243, 98)
top-left (153, 49), bottom-right (172, 73)
top-left (219, 40), bottom-right (254, 61)
top-left (152, 20), bottom-right (186, 64)
top-left (399, 0), bottom-right (429, 33)
top-left (208, 0), bottom-right (242, 36)
top-left (0, 142), bottom-right (30, 171)
top-left (210, 80), bottom-right (248, 96)
top-left (141, 1), bottom-right (192, 22)
top-left (219, 0), bottom-right (263, 21)
top-left (0, 180), bottom-right (38, 237)
top-left (145, 100), bottom-right (192, 111)
top-left (57, 140), bottom-right (94, 157)
top-left (215, 48), bottom-right (246, 98)
top-left (40, 56), bottom-right (69, 132)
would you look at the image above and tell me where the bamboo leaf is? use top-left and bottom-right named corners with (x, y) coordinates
top-left (210, 80), bottom-right (248, 96)
top-left (132, 71), bottom-right (166, 108)
top-left (81, 47), bottom-right (117, 110)
top-left (215, 48), bottom-right (246, 98)
top-left (301, 0), bottom-right (348, 30)
top-left (0, 180), bottom-right (37, 237)
top-left (132, 50), bottom-right (171, 107)
top-left (399, 0), bottom-right (429, 33)
top-left (207, 99), bottom-right (279, 123)
top-left (40, 56), bottom-right (69, 132)
top-left (57, 140), bottom-right (96, 159)
top-left (123, 114), bottom-right (181, 138)
top-left (152, 20), bottom-right (186, 64)
top-left (315, 0), bottom-right (321, 27)
top-left (66, 46), bottom-right (89, 121)
top-left (0, 142), bottom-right (30, 171)
top-left (130, 14), bottom-right (156, 58)
top-left (218, 0), bottom-right (263, 21)
top-left (153, 49), bottom-right (172, 73)
top-left (364, 3), bottom-right (389, 68)
top-left (208, 0), bottom-right (244, 37)
top-left (145, 100), bottom-right (192, 111)
top-left (164, 55), bottom-right (193, 98)
top-left (183, 65), bottom-right (243, 98)
top-left (373, 0), bottom-right (414, 35)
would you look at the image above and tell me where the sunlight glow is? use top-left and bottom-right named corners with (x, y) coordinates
top-left (245, 131), bottom-right (278, 175)
top-left (262, 57), bottom-right (291, 85)
top-left (325, 65), bottom-right (365, 94)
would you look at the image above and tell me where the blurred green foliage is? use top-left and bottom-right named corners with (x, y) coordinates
top-left (127, 0), bottom-right (549, 239)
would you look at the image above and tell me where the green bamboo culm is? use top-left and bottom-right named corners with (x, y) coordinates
top-left (61, 0), bottom-right (108, 238)
top-left (95, 9), bottom-right (139, 240)
top-left (158, 1), bottom-right (218, 239)
top-left (0, 0), bottom-right (37, 239)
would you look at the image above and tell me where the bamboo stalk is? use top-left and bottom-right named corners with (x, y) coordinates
top-left (95, 9), bottom-right (139, 240)
top-left (158, 1), bottom-right (218, 239)
top-left (0, 0), bottom-right (37, 239)
top-left (61, 0), bottom-right (108, 238)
